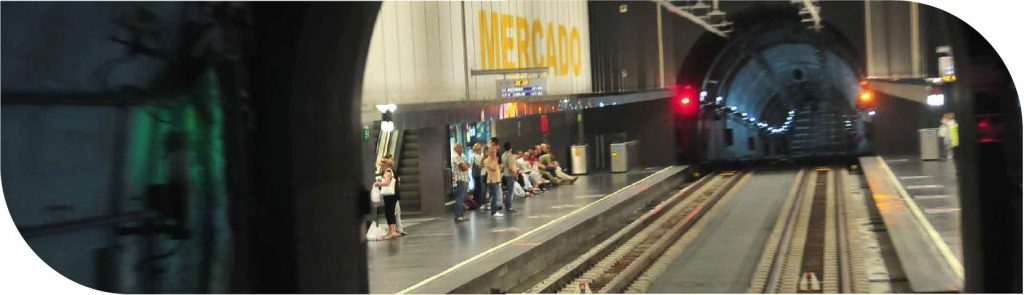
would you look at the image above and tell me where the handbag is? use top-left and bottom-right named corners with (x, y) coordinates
top-left (380, 169), bottom-right (395, 196)
top-left (365, 220), bottom-right (387, 241)
top-left (370, 187), bottom-right (383, 207)
top-left (380, 177), bottom-right (397, 196)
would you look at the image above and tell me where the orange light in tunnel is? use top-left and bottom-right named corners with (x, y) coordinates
top-left (859, 91), bottom-right (873, 103)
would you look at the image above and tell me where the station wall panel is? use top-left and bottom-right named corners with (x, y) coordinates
top-left (361, 1), bottom-right (593, 122)
top-left (866, 0), bottom-right (930, 78)
top-left (582, 98), bottom-right (678, 168)
top-left (587, 1), bottom-right (663, 93)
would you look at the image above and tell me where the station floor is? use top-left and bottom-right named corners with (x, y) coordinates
top-left (879, 155), bottom-right (963, 263)
top-left (366, 168), bottom-right (662, 294)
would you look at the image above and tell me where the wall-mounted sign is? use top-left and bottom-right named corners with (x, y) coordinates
top-left (937, 46), bottom-right (955, 82)
top-left (497, 78), bottom-right (547, 98)
top-left (938, 56), bottom-right (955, 82)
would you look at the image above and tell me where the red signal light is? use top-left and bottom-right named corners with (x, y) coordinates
top-left (672, 84), bottom-right (699, 116)
top-left (975, 115), bottom-right (1002, 143)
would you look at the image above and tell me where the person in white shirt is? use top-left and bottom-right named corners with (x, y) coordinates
top-left (470, 143), bottom-right (486, 204)
top-left (517, 150), bottom-right (548, 191)
top-left (451, 144), bottom-right (470, 222)
top-left (514, 151), bottom-right (537, 195)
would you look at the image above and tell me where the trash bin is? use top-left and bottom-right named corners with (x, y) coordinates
top-left (570, 145), bottom-right (588, 175)
top-left (610, 140), bottom-right (639, 172)
top-left (919, 128), bottom-right (941, 160)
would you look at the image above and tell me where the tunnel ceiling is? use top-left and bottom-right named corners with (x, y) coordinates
top-left (701, 14), bottom-right (863, 125)
top-left (725, 43), bottom-right (860, 122)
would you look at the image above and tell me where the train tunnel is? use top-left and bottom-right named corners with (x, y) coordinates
top-left (0, 1), bottom-right (1020, 294)
top-left (673, 3), bottom-right (867, 160)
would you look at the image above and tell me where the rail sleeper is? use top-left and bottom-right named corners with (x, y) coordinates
top-left (777, 172), bottom-right (817, 293)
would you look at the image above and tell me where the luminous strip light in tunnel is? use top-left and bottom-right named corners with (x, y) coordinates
top-left (696, 91), bottom-right (810, 135)
top-left (706, 100), bottom-right (795, 135)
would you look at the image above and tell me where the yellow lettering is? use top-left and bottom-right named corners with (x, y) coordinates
top-left (532, 19), bottom-right (544, 67)
top-left (546, 23), bottom-right (556, 75)
top-left (517, 16), bottom-right (530, 68)
top-left (558, 24), bottom-right (568, 75)
top-left (571, 27), bottom-right (581, 76)
top-left (501, 14), bottom-right (515, 69)
top-left (478, 9), bottom-right (586, 76)
top-left (479, 10), bottom-right (501, 69)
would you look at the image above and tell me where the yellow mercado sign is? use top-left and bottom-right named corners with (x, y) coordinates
top-left (478, 9), bottom-right (584, 77)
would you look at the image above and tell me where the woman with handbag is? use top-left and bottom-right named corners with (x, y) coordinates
top-left (374, 158), bottom-right (401, 239)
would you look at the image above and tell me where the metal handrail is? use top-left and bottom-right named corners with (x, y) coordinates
top-left (18, 212), bottom-right (153, 239)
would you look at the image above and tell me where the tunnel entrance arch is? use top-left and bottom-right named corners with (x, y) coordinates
top-left (675, 4), bottom-right (866, 160)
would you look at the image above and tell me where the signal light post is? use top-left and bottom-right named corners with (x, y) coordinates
top-left (672, 84), bottom-right (700, 162)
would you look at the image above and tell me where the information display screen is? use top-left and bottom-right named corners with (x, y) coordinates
top-left (497, 78), bottom-right (547, 98)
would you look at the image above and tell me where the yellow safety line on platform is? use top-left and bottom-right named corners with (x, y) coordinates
top-left (395, 166), bottom-right (677, 294)
top-left (875, 156), bottom-right (964, 280)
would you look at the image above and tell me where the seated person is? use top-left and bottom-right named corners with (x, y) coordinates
top-left (539, 152), bottom-right (578, 184)
top-left (528, 149), bottom-right (559, 185)
top-left (516, 150), bottom-right (547, 192)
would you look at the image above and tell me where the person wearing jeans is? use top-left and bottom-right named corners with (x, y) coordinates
top-left (483, 147), bottom-right (505, 217)
top-left (501, 142), bottom-right (518, 214)
top-left (470, 143), bottom-right (485, 204)
top-left (451, 144), bottom-right (470, 222)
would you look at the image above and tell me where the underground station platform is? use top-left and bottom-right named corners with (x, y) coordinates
top-left (366, 159), bottom-right (967, 294)
top-left (367, 166), bottom-right (689, 294)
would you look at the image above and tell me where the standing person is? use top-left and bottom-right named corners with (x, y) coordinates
top-left (470, 143), bottom-right (485, 205)
top-left (490, 137), bottom-right (502, 164)
top-left (947, 113), bottom-right (960, 160)
top-left (373, 158), bottom-right (401, 239)
top-left (451, 144), bottom-right (470, 222)
top-left (939, 113), bottom-right (952, 160)
top-left (501, 142), bottom-right (518, 213)
top-left (483, 147), bottom-right (505, 217)
top-left (382, 154), bottom-right (407, 236)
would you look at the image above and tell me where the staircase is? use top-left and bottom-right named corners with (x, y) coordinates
top-left (397, 129), bottom-right (422, 216)
top-left (787, 106), bottom-right (849, 157)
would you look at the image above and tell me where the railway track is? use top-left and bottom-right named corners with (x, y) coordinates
top-left (525, 170), bottom-right (749, 294)
top-left (748, 166), bottom-right (870, 293)
top-left (522, 166), bottom-right (871, 294)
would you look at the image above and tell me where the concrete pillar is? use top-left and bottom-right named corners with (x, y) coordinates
top-left (239, 3), bottom-right (379, 293)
